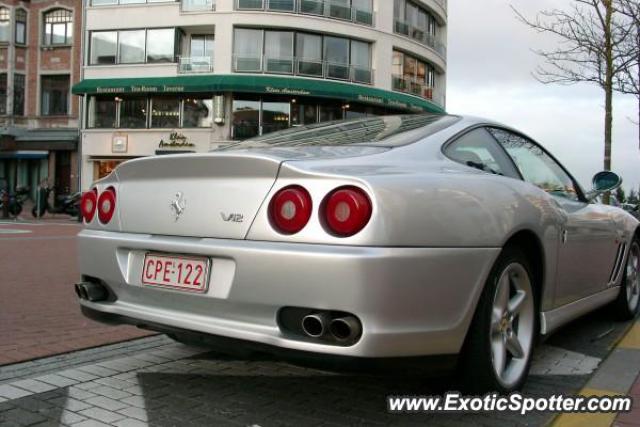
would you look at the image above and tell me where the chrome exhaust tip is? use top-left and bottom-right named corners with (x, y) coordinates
top-left (76, 282), bottom-right (108, 302)
top-left (301, 313), bottom-right (329, 338)
top-left (74, 283), bottom-right (86, 300)
top-left (329, 316), bottom-right (361, 342)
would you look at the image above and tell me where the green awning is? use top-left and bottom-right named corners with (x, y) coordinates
top-left (72, 74), bottom-right (445, 114)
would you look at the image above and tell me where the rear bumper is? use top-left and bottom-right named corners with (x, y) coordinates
top-left (77, 229), bottom-right (500, 358)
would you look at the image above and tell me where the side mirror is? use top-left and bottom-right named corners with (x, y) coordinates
top-left (586, 171), bottom-right (623, 201)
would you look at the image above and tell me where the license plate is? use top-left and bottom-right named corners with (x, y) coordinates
top-left (142, 253), bottom-right (210, 293)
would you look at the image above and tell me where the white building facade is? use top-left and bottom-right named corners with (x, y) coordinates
top-left (74, 0), bottom-right (448, 188)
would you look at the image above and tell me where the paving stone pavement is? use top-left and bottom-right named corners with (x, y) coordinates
top-left (0, 331), bottom-right (607, 427)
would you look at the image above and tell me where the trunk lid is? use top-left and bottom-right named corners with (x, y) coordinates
top-left (113, 147), bottom-right (387, 239)
top-left (114, 153), bottom-right (282, 239)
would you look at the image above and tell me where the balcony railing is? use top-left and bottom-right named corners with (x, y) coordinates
top-left (233, 54), bottom-right (373, 84)
top-left (392, 75), bottom-right (434, 101)
top-left (178, 56), bottom-right (214, 73)
top-left (181, 0), bottom-right (215, 11)
top-left (235, 0), bottom-right (374, 26)
top-left (394, 20), bottom-right (446, 58)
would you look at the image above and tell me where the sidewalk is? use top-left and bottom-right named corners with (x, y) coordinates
top-left (0, 202), bottom-right (80, 226)
top-left (614, 322), bottom-right (640, 427)
top-left (553, 319), bottom-right (640, 427)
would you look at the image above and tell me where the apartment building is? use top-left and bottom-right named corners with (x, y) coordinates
top-left (73, 0), bottom-right (448, 188)
top-left (0, 0), bottom-right (82, 199)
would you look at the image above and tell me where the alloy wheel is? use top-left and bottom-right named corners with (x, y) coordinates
top-left (626, 242), bottom-right (640, 313)
top-left (490, 262), bottom-right (535, 389)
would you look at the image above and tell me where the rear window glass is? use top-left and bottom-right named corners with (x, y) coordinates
top-left (219, 114), bottom-right (460, 150)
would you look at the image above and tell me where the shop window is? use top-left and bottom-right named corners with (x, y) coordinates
top-left (150, 97), bottom-right (180, 128)
top-left (41, 75), bottom-right (70, 116)
top-left (320, 104), bottom-right (343, 122)
top-left (13, 74), bottom-right (25, 116)
top-left (183, 97), bottom-right (213, 128)
top-left (15, 9), bottom-right (26, 44)
top-left (261, 101), bottom-right (290, 134)
top-left (291, 102), bottom-right (318, 126)
top-left (43, 9), bottom-right (73, 46)
top-left (120, 97), bottom-right (147, 128)
top-left (89, 96), bottom-right (118, 128)
top-left (0, 8), bottom-right (9, 43)
top-left (232, 99), bottom-right (260, 140)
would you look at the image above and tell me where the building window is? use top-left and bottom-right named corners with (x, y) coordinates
top-left (13, 74), bottom-right (25, 116)
top-left (0, 73), bottom-right (6, 115)
top-left (324, 36), bottom-right (350, 80)
top-left (91, 0), bottom-right (176, 5)
top-left (118, 30), bottom-right (145, 64)
top-left (89, 95), bottom-right (215, 129)
top-left (232, 98), bottom-right (260, 140)
top-left (233, 28), bottom-right (372, 84)
top-left (43, 9), bottom-right (73, 46)
top-left (391, 50), bottom-right (435, 100)
top-left (233, 28), bottom-right (263, 72)
top-left (146, 29), bottom-right (175, 63)
top-left (393, 0), bottom-right (442, 54)
top-left (90, 31), bottom-right (117, 64)
top-left (89, 96), bottom-right (118, 128)
top-left (295, 33), bottom-right (322, 76)
top-left (232, 96), bottom-right (384, 140)
top-left (15, 9), bottom-right (26, 44)
top-left (264, 31), bottom-right (294, 74)
top-left (0, 8), bottom-right (9, 43)
top-left (150, 97), bottom-right (180, 128)
top-left (41, 75), bottom-right (70, 116)
top-left (89, 29), bottom-right (176, 65)
top-left (183, 97), bottom-right (213, 128)
top-left (236, 0), bottom-right (373, 26)
top-left (119, 97), bottom-right (147, 128)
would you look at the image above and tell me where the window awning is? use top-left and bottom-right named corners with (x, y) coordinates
top-left (72, 74), bottom-right (445, 114)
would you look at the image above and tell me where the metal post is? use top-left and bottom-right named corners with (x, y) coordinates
top-left (1, 189), bottom-right (8, 219)
top-left (36, 185), bottom-right (41, 220)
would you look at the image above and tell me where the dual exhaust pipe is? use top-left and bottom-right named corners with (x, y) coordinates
top-left (301, 312), bottom-right (361, 343)
top-left (75, 281), bottom-right (109, 302)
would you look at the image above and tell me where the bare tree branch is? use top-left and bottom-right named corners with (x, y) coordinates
top-left (514, 0), bottom-right (633, 203)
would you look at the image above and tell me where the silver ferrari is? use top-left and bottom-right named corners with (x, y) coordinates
top-left (75, 115), bottom-right (640, 393)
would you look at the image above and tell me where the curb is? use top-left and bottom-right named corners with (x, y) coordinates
top-left (551, 319), bottom-right (640, 427)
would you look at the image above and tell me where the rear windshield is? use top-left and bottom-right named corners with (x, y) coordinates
top-left (219, 114), bottom-right (460, 150)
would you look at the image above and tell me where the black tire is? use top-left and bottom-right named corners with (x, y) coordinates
top-left (459, 246), bottom-right (538, 394)
top-left (9, 203), bottom-right (22, 217)
top-left (611, 237), bottom-right (640, 321)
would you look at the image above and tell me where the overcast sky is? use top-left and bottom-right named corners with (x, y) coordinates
top-left (446, 0), bottom-right (640, 193)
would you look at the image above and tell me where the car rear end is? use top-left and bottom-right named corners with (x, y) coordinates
top-left (76, 119), bottom-right (500, 360)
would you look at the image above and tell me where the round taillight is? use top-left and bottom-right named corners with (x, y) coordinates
top-left (80, 188), bottom-right (98, 223)
top-left (269, 186), bottom-right (312, 235)
top-left (97, 187), bottom-right (116, 224)
top-left (324, 187), bottom-right (372, 237)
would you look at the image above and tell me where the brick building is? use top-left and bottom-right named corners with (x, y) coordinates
top-left (0, 0), bottom-right (81, 201)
